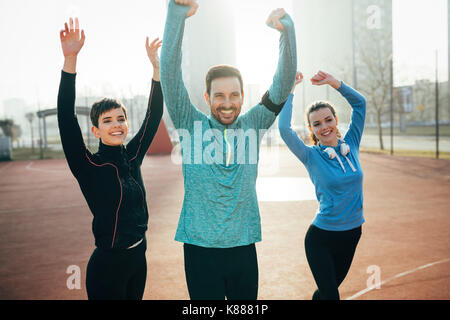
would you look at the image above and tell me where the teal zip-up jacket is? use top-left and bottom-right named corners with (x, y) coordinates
top-left (161, 0), bottom-right (297, 248)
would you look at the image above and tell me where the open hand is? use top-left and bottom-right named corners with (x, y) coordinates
top-left (174, 0), bottom-right (199, 18)
top-left (146, 37), bottom-right (162, 70)
top-left (60, 17), bottom-right (85, 58)
top-left (266, 8), bottom-right (286, 31)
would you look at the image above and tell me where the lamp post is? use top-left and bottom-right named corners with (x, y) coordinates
top-left (435, 50), bottom-right (439, 159)
top-left (25, 112), bottom-right (35, 153)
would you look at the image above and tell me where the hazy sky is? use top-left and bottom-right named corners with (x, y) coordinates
top-left (393, 0), bottom-right (448, 85)
top-left (0, 0), bottom-right (166, 109)
top-left (0, 0), bottom-right (448, 117)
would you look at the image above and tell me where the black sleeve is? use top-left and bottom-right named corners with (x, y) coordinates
top-left (57, 70), bottom-right (88, 178)
top-left (260, 90), bottom-right (288, 116)
top-left (127, 80), bottom-right (164, 164)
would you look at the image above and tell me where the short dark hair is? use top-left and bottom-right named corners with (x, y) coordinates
top-left (90, 98), bottom-right (127, 128)
top-left (205, 65), bottom-right (243, 96)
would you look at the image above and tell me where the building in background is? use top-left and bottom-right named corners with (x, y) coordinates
top-left (353, 0), bottom-right (393, 130)
top-left (448, 0), bottom-right (450, 121)
top-left (242, 83), bottom-right (261, 114)
top-left (161, 0), bottom-right (238, 139)
top-left (292, 0), bottom-right (393, 131)
top-left (292, 0), bottom-right (354, 129)
top-left (181, 0), bottom-right (237, 115)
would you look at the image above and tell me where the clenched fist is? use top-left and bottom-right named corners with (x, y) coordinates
top-left (174, 0), bottom-right (199, 18)
top-left (310, 71), bottom-right (341, 90)
top-left (266, 8), bottom-right (286, 31)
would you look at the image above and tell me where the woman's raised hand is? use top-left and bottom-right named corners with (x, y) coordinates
top-left (145, 37), bottom-right (162, 69)
top-left (291, 71), bottom-right (304, 93)
top-left (146, 37), bottom-right (162, 81)
top-left (60, 17), bottom-right (85, 58)
top-left (310, 71), bottom-right (341, 89)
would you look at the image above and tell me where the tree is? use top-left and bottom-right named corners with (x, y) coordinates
top-left (353, 0), bottom-right (393, 150)
top-left (0, 119), bottom-right (22, 147)
top-left (356, 45), bottom-right (392, 150)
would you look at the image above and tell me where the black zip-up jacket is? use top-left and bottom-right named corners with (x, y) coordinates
top-left (57, 71), bottom-right (163, 249)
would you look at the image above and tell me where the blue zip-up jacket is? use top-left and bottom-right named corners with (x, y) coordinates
top-left (278, 82), bottom-right (366, 231)
top-left (160, 0), bottom-right (297, 247)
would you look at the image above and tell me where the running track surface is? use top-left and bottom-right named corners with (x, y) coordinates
top-left (0, 146), bottom-right (449, 300)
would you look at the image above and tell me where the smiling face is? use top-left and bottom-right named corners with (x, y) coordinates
top-left (308, 106), bottom-right (339, 147)
top-left (91, 107), bottom-right (129, 146)
top-left (205, 76), bottom-right (243, 125)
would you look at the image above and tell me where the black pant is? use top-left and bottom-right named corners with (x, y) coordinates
top-left (183, 243), bottom-right (258, 300)
top-left (304, 224), bottom-right (362, 300)
top-left (86, 239), bottom-right (147, 300)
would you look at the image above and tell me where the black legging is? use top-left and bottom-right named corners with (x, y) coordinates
top-left (86, 239), bottom-right (147, 300)
top-left (183, 243), bottom-right (258, 300)
top-left (305, 224), bottom-right (362, 300)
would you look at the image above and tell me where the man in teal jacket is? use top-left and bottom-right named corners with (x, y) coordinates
top-left (160, 0), bottom-right (297, 300)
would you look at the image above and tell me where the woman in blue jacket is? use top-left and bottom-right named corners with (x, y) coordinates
top-left (278, 70), bottom-right (366, 300)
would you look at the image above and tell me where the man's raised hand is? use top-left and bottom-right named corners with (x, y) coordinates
top-left (174, 0), bottom-right (198, 18)
top-left (266, 8), bottom-right (286, 31)
top-left (60, 17), bottom-right (85, 58)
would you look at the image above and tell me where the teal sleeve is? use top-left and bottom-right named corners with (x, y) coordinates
top-left (267, 13), bottom-right (297, 104)
top-left (160, 0), bottom-right (204, 131)
top-left (278, 93), bottom-right (309, 164)
top-left (241, 13), bottom-right (297, 130)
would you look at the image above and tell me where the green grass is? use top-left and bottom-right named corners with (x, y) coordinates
top-left (8, 144), bottom-right (450, 162)
top-left (363, 125), bottom-right (450, 137)
top-left (11, 143), bottom-right (99, 161)
top-left (11, 148), bottom-right (66, 161)
top-left (360, 147), bottom-right (450, 159)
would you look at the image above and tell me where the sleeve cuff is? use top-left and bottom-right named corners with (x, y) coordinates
top-left (168, 0), bottom-right (190, 18)
top-left (280, 13), bottom-right (295, 34)
top-left (61, 70), bottom-right (76, 77)
top-left (336, 81), bottom-right (348, 94)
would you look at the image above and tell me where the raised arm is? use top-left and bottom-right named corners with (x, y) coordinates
top-left (265, 8), bottom-right (297, 108)
top-left (160, 0), bottom-right (203, 131)
top-left (278, 72), bottom-right (310, 164)
top-left (242, 8), bottom-right (297, 130)
top-left (337, 84), bottom-right (366, 148)
top-left (127, 38), bottom-right (164, 164)
top-left (311, 70), bottom-right (366, 147)
top-left (57, 17), bottom-right (89, 177)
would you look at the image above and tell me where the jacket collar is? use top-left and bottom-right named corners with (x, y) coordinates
top-left (98, 140), bottom-right (125, 159)
top-left (207, 114), bottom-right (240, 131)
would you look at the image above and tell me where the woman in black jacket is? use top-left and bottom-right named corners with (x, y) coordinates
top-left (57, 17), bottom-right (163, 300)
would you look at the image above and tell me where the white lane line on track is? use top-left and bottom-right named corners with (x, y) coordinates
top-left (25, 161), bottom-right (66, 173)
top-left (345, 258), bottom-right (450, 300)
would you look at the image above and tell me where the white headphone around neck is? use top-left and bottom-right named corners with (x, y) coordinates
top-left (323, 141), bottom-right (356, 173)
